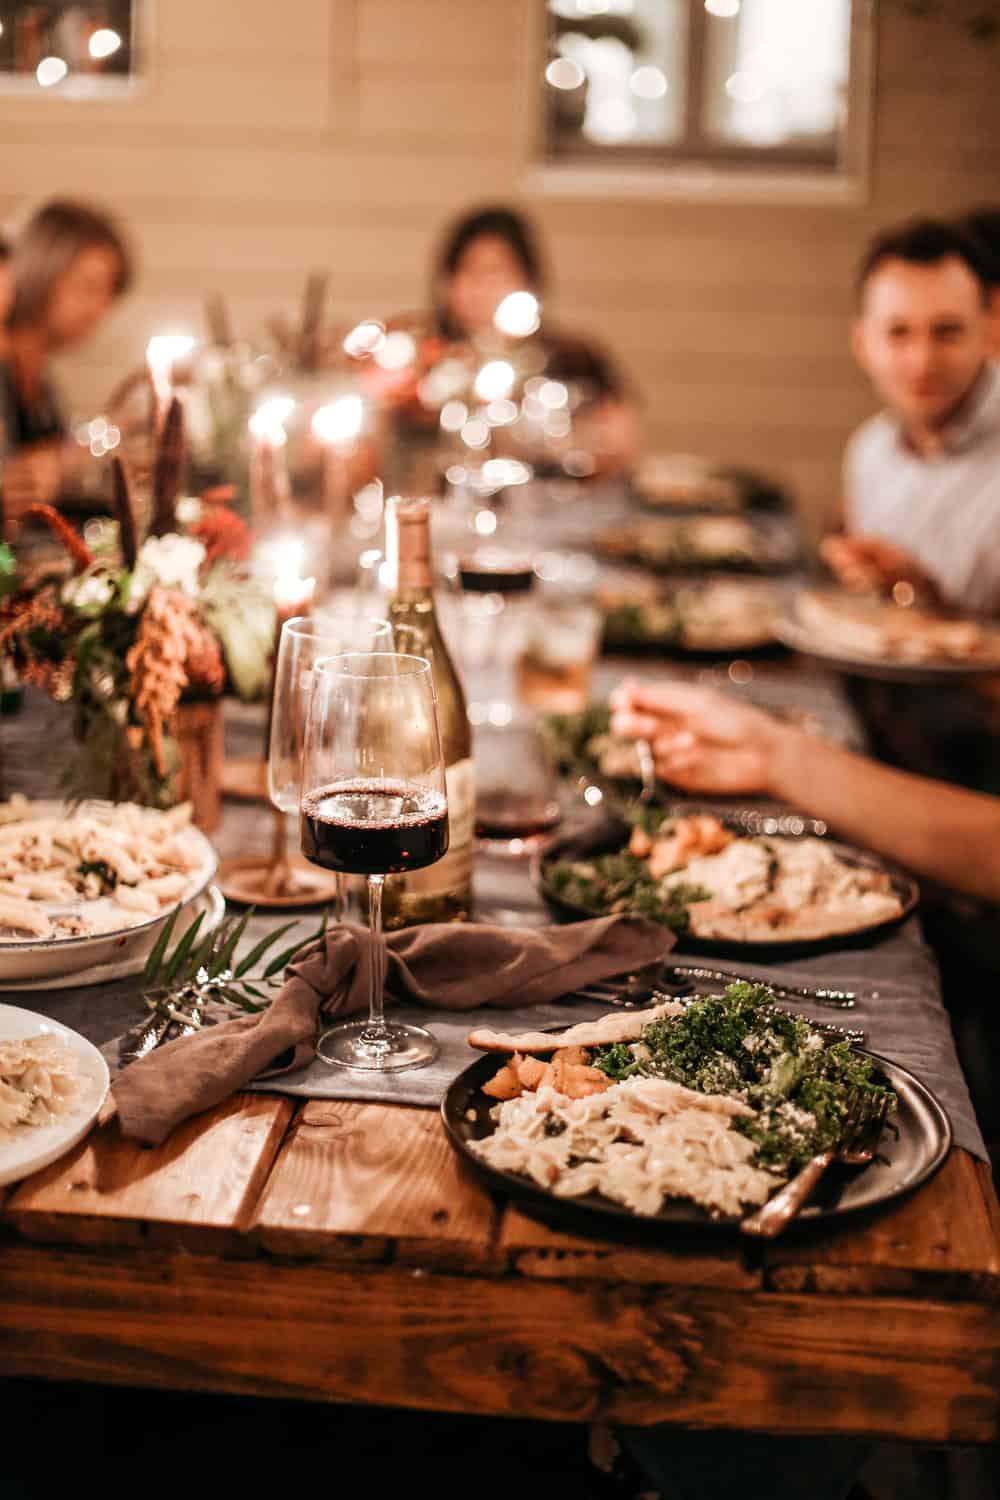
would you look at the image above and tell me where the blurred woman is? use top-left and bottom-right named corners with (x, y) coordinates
top-left (428, 204), bottom-right (639, 477)
top-left (1, 199), bottom-right (133, 534)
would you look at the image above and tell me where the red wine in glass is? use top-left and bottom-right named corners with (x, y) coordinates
top-left (475, 790), bottom-right (561, 841)
top-left (301, 780), bottom-right (449, 875)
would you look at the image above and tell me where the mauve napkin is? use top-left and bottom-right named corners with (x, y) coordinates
top-left (111, 915), bottom-right (674, 1145)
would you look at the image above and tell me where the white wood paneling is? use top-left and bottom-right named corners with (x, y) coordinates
top-left (0, 2), bottom-right (997, 538)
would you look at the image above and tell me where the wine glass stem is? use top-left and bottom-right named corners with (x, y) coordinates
top-left (335, 873), bottom-right (347, 924)
top-left (366, 874), bottom-right (387, 1032)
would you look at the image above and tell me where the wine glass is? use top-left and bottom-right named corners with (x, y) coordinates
top-left (256, 610), bottom-right (392, 907)
top-left (300, 652), bottom-right (447, 1070)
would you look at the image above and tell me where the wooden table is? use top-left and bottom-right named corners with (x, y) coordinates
top-left (2, 1090), bottom-right (998, 1443)
top-left (1, 674), bottom-right (998, 1443)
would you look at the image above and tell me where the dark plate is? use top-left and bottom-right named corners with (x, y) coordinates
top-left (442, 1048), bottom-right (951, 1240)
top-left (632, 468), bottom-right (791, 517)
top-left (775, 611), bottom-right (1000, 684)
top-left (596, 516), bottom-right (800, 576)
top-left (600, 625), bottom-right (787, 661)
top-left (532, 816), bottom-right (919, 960)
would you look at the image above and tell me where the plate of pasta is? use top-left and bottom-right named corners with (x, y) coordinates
top-left (442, 986), bottom-right (950, 1236)
top-left (0, 1005), bottom-right (109, 1185)
top-left (0, 798), bottom-right (217, 982)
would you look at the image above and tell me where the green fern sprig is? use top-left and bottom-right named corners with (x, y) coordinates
top-left (142, 905), bottom-right (330, 1016)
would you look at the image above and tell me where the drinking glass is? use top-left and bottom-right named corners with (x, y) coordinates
top-left (515, 597), bottom-right (601, 713)
top-left (300, 653), bottom-right (446, 1070)
top-left (473, 716), bottom-right (562, 856)
top-left (267, 610), bottom-right (392, 907)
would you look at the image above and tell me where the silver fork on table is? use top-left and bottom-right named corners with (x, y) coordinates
top-left (569, 972), bottom-right (866, 1043)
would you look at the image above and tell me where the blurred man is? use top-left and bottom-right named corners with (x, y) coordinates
top-left (823, 219), bottom-right (1000, 613)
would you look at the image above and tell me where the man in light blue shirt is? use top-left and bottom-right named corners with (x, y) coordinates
top-left (823, 220), bottom-right (1000, 615)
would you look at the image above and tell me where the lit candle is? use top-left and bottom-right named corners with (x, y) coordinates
top-left (312, 394), bottom-right (364, 522)
top-left (249, 396), bottom-right (296, 531)
top-left (264, 537), bottom-right (316, 757)
top-left (272, 536), bottom-right (316, 622)
top-left (146, 334), bottom-right (195, 429)
top-left (494, 291), bottom-right (540, 340)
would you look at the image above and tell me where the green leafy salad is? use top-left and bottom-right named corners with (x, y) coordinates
top-left (544, 806), bottom-right (711, 933)
top-left (592, 983), bottom-right (896, 1172)
top-left (545, 847), bottom-right (709, 933)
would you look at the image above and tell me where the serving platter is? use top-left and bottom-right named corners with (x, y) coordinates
top-left (0, 800), bottom-right (218, 983)
top-left (0, 884), bottom-right (225, 992)
top-left (443, 1047), bottom-right (951, 1239)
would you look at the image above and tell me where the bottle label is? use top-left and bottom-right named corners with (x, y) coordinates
top-left (399, 756), bottom-right (474, 897)
top-left (384, 757), bottom-right (475, 923)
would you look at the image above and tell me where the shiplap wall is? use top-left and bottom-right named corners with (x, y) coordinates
top-left (1, 0), bottom-right (998, 537)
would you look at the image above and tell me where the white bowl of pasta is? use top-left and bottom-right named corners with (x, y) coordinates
top-left (0, 798), bottom-right (218, 983)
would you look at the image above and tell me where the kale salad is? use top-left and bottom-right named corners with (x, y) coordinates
top-left (592, 983), bottom-right (896, 1173)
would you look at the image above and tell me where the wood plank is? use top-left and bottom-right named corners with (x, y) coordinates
top-left (251, 1101), bottom-right (498, 1270)
top-left (499, 1204), bottom-right (762, 1289)
top-left (0, 57), bottom-right (333, 132)
top-left (357, 75), bottom-right (524, 146)
top-left (358, 1), bottom-right (519, 70)
top-left (0, 1243), bottom-right (997, 1441)
top-left (4, 1094), bottom-right (293, 1255)
top-left (765, 1151), bottom-right (1000, 1301)
top-left (158, 0), bottom-right (333, 55)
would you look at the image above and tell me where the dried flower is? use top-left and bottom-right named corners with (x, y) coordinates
top-left (126, 586), bottom-right (223, 776)
top-left (128, 534), bottom-right (206, 610)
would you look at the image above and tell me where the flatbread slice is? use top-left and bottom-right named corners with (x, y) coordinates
top-left (467, 999), bottom-right (684, 1055)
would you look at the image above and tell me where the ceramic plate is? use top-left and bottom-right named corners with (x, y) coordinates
top-left (0, 1004), bottom-right (109, 1186)
top-left (443, 1048), bottom-right (950, 1239)
top-left (0, 801), bottom-right (217, 983)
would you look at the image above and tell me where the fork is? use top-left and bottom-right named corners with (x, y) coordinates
top-left (665, 964), bottom-right (858, 1010)
top-left (740, 1094), bottom-right (891, 1238)
top-left (576, 966), bottom-right (857, 1012)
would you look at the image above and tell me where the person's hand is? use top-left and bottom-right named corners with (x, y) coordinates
top-left (2, 445), bottom-right (66, 537)
top-left (820, 534), bottom-right (939, 603)
top-left (608, 678), bottom-right (784, 795)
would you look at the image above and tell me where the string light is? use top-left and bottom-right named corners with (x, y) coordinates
top-left (36, 57), bottom-right (68, 87)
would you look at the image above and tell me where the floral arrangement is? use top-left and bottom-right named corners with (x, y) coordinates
top-left (0, 430), bottom-right (274, 807)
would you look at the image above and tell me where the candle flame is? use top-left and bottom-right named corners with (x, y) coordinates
top-left (312, 395), bottom-right (364, 445)
top-left (494, 291), bottom-right (540, 339)
top-left (250, 396), bottom-right (296, 443)
top-left (272, 537), bottom-right (316, 610)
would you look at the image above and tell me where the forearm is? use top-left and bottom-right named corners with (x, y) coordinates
top-left (767, 726), bottom-right (1000, 903)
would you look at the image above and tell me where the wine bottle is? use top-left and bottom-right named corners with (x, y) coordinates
top-left (382, 496), bottom-right (474, 925)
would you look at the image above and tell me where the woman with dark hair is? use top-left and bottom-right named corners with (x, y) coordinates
top-left (427, 203), bottom-right (639, 476)
top-left (1, 198), bottom-right (134, 534)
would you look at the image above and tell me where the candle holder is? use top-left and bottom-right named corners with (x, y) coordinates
top-left (217, 805), bottom-right (342, 908)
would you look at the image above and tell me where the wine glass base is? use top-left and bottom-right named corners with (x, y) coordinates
top-left (315, 1018), bottom-right (439, 1072)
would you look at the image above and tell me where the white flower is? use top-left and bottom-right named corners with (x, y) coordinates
top-left (175, 496), bottom-right (204, 527)
top-left (129, 533), bottom-right (206, 610)
top-left (62, 570), bottom-right (115, 611)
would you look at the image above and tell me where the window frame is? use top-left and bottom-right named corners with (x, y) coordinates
top-left (526, 0), bottom-right (876, 202)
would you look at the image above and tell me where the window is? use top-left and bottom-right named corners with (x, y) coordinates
top-left (542, 1), bottom-right (861, 175)
top-left (0, 2), bottom-right (139, 96)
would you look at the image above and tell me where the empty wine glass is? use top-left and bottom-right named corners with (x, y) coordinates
top-left (261, 610), bottom-right (392, 907)
top-left (300, 652), bottom-right (447, 1070)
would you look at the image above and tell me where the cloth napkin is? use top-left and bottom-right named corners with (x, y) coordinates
top-left (110, 915), bottom-right (674, 1145)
